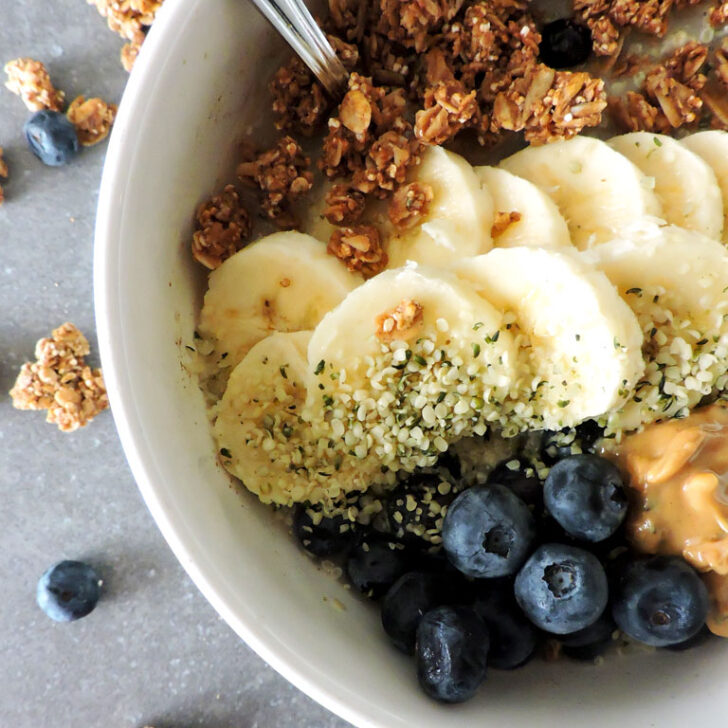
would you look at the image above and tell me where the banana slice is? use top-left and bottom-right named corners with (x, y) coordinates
top-left (583, 222), bottom-right (728, 433)
top-left (453, 248), bottom-right (644, 431)
top-left (500, 136), bottom-right (663, 250)
top-left (681, 131), bottom-right (728, 244)
top-left (307, 265), bottom-right (517, 471)
top-left (214, 331), bottom-right (382, 505)
top-left (475, 166), bottom-right (572, 249)
top-left (385, 147), bottom-right (494, 268)
top-left (609, 132), bottom-right (724, 242)
top-left (199, 231), bottom-right (362, 368)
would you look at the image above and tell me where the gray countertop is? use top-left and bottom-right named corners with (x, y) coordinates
top-left (0, 3), bottom-right (350, 726)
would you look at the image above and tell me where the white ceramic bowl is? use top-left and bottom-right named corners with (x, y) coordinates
top-left (94, 1), bottom-right (728, 725)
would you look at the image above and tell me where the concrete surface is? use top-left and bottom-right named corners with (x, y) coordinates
top-left (0, 3), bottom-right (351, 727)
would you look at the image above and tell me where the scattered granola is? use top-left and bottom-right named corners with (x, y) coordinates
top-left (324, 183), bottom-right (367, 225)
top-left (491, 210), bottom-right (523, 237)
top-left (87, 0), bottom-right (164, 70)
top-left (66, 96), bottom-right (118, 146)
top-left (388, 181), bottom-right (433, 229)
top-left (711, 2), bottom-right (728, 26)
top-left (609, 90), bottom-right (661, 131)
top-left (374, 299), bottom-right (424, 341)
top-left (327, 224), bottom-right (388, 278)
top-left (663, 41), bottom-right (708, 90)
top-left (9, 323), bottom-right (108, 433)
top-left (644, 65), bottom-right (703, 128)
top-left (270, 57), bottom-right (330, 136)
top-left (191, 184), bottom-right (251, 269)
top-left (237, 136), bottom-right (313, 228)
top-left (414, 80), bottom-right (478, 145)
top-left (0, 147), bottom-right (7, 206)
top-left (3, 58), bottom-right (65, 111)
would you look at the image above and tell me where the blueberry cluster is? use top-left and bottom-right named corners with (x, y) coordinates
top-left (294, 443), bottom-right (712, 704)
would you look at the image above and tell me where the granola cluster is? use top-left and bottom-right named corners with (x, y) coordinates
top-left (3, 58), bottom-right (65, 111)
top-left (388, 181), bottom-right (433, 229)
top-left (66, 96), bottom-right (118, 146)
top-left (609, 40), bottom-right (728, 132)
top-left (10, 323), bottom-right (108, 432)
top-left (491, 210), bottom-right (522, 237)
top-left (192, 184), bottom-right (251, 270)
top-left (237, 136), bottom-right (313, 228)
top-left (87, 0), bottom-right (164, 70)
top-left (327, 224), bottom-right (388, 278)
top-left (0, 147), bottom-right (7, 205)
top-left (375, 299), bottom-right (424, 341)
top-left (711, 2), bottom-right (728, 26)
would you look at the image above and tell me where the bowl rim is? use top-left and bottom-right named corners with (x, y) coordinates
top-left (93, 3), bottom-right (377, 726)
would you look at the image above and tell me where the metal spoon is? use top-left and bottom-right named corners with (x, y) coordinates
top-left (248, 0), bottom-right (349, 97)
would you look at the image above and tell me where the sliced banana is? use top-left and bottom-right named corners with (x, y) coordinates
top-left (385, 147), bottom-right (494, 268)
top-left (199, 231), bottom-right (362, 368)
top-left (214, 331), bottom-right (382, 505)
top-left (307, 265), bottom-right (517, 471)
top-left (609, 132), bottom-right (724, 242)
top-left (454, 248), bottom-right (644, 431)
top-left (681, 130), bottom-right (728, 245)
top-left (500, 136), bottom-right (663, 250)
top-left (475, 166), bottom-right (572, 249)
top-left (583, 222), bottom-right (728, 433)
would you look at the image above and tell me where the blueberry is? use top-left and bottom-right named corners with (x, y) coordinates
top-left (544, 455), bottom-right (627, 543)
top-left (292, 505), bottom-right (357, 558)
top-left (664, 624), bottom-right (714, 652)
top-left (346, 535), bottom-right (412, 599)
top-left (539, 18), bottom-right (592, 69)
top-left (473, 585), bottom-right (538, 670)
top-left (560, 611), bottom-right (616, 661)
top-left (416, 606), bottom-right (490, 703)
top-left (442, 484), bottom-right (535, 578)
top-left (385, 472), bottom-right (460, 547)
top-left (487, 457), bottom-right (543, 510)
top-left (611, 555), bottom-right (709, 647)
top-left (514, 544), bottom-right (608, 635)
top-left (24, 110), bottom-right (80, 166)
top-left (381, 571), bottom-right (445, 654)
top-left (36, 560), bottom-right (101, 622)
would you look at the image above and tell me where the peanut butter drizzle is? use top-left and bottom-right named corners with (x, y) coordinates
top-left (609, 402), bottom-right (728, 636)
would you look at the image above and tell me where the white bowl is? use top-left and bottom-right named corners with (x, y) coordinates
top-left (94, 1), bottom-right (728, 725)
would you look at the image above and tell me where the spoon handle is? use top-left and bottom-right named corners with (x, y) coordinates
top-left (248, 0), bottom-right (349, 96)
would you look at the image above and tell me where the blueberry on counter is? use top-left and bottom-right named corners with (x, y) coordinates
top-left (292, 505), bottom-right (357, 558)
top-left (36, 560), bottom-right (101, 622)
top-left (442, 484), bottom-right (535, 578)
top-left (539, 18), bottom-right (592, 69)
top-left (544, 455), bottom-right (627, 543)
top-left (346, 535), bottom-right (412, 599)
top-left (416, 606), bottom-right (490, 703)
top-left (487, 457), bottom-right (543, 510)
top-left (612, 555), bottom-right (709, 647)
top-left (515, 544), bottom-right (608, 635)
top-left (24, 110), bottom-right (80, 166)
top-left (473, 584), bottom-right (538, 669)
top-left (381, 571), bottom-right (445, 654)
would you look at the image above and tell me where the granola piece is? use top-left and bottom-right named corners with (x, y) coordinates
top-left (713, 41), bottom-right (728, 88)
top-left (9, 323), bottom-right (108, 432)
top-left (328, 0), bottom-right (365, 37)
top-left (66, 96), bottom-right (117, 146)
top-left (353, 129), bottom-right (421, 195)
top-left (492, 64), bottom-right (607, 144)
top-left (375, 299), bottom-right (424, 341)
top-left (644, 66), bottom-right (702, 128)
top-left (608, 0), bottom-right (673, 36)
top-left (711, 2), bottom-right (728, 27)
top-left (588, 15), bottom-right (621, 56)
top-left (327, 225), bottom-right (388, 278)
top-left (3, 58), bottom-right (65, 111)
top-left (703, 44), bottom-right (728, 128)
top-left (609, 91), bottom-right (661, 131)
top-left (270, 56), bottom-right (329, 136)
top-left (340, 88), bottom-right (374, 135)
top-left (491, 210), bottom-right (522, 237)
top-left (88, 0), bottom-right (160, 44)
top-left (388, 181), bottom-right (433, 229)
top-left (0, 147), bottom-right (7, 206)
top-left (378, 0), bottom-right (464, 52)
top-left (328, 34), bottom-right (361, 71)
top-left (191, 185), bottom-right (251, 269)
top-left (664, 42), bottom-right (708, 90)
top-left (414, 80), bottom-right (477, 145)
top-left (238, 136), bottom-right (313, 227)
top-left (324, 184), bottom-right (367, 225)
top-left (121, 42), bottom-right (140, 71)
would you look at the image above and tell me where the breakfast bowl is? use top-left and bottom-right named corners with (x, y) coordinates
top-left (94, 0), bottom-right (728, 725)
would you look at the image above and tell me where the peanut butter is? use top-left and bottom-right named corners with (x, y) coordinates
top-left (610, 402), bottom-right (728, 636)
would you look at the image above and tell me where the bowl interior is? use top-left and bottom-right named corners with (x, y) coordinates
top-left (95, 1), bottom-right (728, 726)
